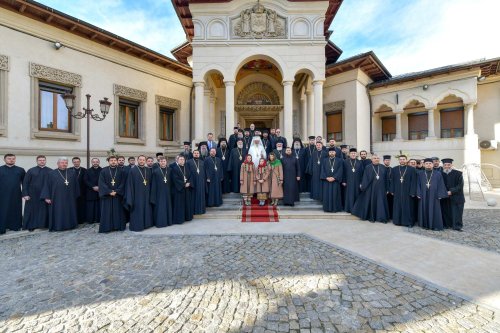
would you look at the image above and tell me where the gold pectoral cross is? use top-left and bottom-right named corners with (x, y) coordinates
top-left (111, 179), bottom-right (116, 186)
top-left (143, 179), bottom-right (147, 186)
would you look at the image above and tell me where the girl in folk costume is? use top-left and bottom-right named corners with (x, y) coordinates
top-left (240, 154), bottom-right (256, 205)
top-left (268, 152), bottom-right (284, 206)
top-left (255, 158), bottom-right (270, 206)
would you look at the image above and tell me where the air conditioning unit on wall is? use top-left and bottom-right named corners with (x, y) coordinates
top-left (479, 140), bottom-right (498, 150)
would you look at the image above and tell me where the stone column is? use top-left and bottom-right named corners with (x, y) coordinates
top-left (426, 107), bottom-right (436, 139)
top-left (394, 111), bottom-right (403, 141)
top-left (225, 81), bottom-right (235, 139)
top-left (209, 95), bottom-right (216, 135)
top-left (307, 90), bottom-right (314, 137)
top-left (204, 89), bottom-right (211, 137)
top-left (464, 103), bottom-right (480, 164)
top-left (194, 82), bottom-right (205, 141)
top-left (300, 92), bottom-right (307, 139)
top-left (313, 80), bottom-right (324, 138)
top-left (283, 80), bottom-right (294, 141)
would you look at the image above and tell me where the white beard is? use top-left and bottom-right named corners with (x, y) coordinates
top-left (248, 144), bottom-right (267, 166)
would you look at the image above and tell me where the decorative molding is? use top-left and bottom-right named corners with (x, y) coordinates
top-left (155, 95), bottom-right (181, 109)
top-left (232, 2), bottom-right (287, 39)
top-left (237, 82), bottom-right (280, 105)
top-left (324, 101), bottom-right (345, 113)
top-left (113, 84), bottom-right (147, 101)
top-left (235, 105), bottom-right (283, 112)
top-left (0, 55), bottom-right (9, 71)
top-left (29, 63), bottom-right (82, 87)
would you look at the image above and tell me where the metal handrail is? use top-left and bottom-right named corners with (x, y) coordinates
top-left (461, 164), bottom-right (487, 201)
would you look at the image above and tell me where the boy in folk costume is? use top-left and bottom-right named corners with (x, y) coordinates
top-left (255, 158), bottom-right (270, 206)
top-left (240, 154), bottom-right (256, 205)
top-left (268, 152), bottom-right (284, 206)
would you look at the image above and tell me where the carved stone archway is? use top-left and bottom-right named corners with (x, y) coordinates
top-left (235, 82), bottom-right (283, 129)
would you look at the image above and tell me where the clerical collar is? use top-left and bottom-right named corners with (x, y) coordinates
top-left (6, 164), bottom-right (14, 167)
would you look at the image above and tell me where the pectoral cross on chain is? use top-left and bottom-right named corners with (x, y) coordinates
top-left (111, 179), bottom-right (116, 186)
top-left (163, 177), bottom-right (167, 184)
top-left (143, 179), bottom-right (147, 186)
top-left (400, 177), bottom-right (404, 183)
top-left (64, 180), bottom-right (69, 186)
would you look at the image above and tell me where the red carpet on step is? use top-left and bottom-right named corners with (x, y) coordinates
top-left (241, 198), bottom-right (279, 222)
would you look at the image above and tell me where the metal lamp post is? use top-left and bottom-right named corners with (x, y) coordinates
top-left (62, 93), bottom-right (112, 169)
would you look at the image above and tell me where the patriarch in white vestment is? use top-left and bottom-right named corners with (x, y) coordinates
top-left (248, 136), bottom-right (267, 166)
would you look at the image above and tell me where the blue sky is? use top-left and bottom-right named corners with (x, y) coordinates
top-left (37, 0), bottom-right (500, 75)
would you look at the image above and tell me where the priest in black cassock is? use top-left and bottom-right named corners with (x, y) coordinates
top-left (150, 156), bottom-right (172, 228)
top-left (272, 128), bottom-right (288, 149)
top-left (390, 155), bottom-right (417, 227)
top-left (228, 127), bottom-right (239, 149)
top-left (22, 155), bottom-right (51, 231)
top-left (303, 136), bottom-right (316, 193)
top-left (205, 148), bottom-right (223, 207)
top-left (320, 148), bottom-right (344, 212)
top-left (261, 131), bottom-right (273, 155)
top-left (341, 148), bottom-right (364, 213)
top-left (84, 158), bottom-right (102, 223)
top-left (180, 141), bottom-right (193, 160)
top-left (124, 155), bottom-right (154, 232)
top-left (170, 155), bottom-right (194, 224)
top-left (292, 139), bottom-right (307, 193)
top-left (216, 138), bottom-right (231, 194)
top-left (98, 156), bottom-right (126, 233)
top-left (359, 150), bottom-right (372, 167)
top-left (340, 145), bottom-right (349, 160)
top-left (416, 158), bottom-right (448, 230)
top-left (227, 138), bottom-right (246, 193)
top-left (70, 157), bottom-right (87, 223)
top-left (440, 158), bottom-right (465, 231)
top-left (306, 141), bottom-right (326, 201)
top-left (41, 157), bottom-right (80, 231)
top-left (383, 155), bottom-right (394, 220)
top-left (272, 141), bottom-right (285, 160)
top-left (187, 150), bottom-right (206, 214)
top-left (282, 147), bottom-right (301, 206)
top-left (351, 155), bottom-right (390, 223)
top-left (117, 156), bottom-right (130, 222)
top-left (0, 154), bottom-right (25, 234)
top-left (327, 139), bottom-right (342, 158)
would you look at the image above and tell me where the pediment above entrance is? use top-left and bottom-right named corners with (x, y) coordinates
top-left (231, 2), bottom-right (287, 39)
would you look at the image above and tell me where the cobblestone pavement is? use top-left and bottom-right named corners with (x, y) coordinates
top-left (1, 227), bottom-right (499, 333)
top-left (407, 209), bottom-right (500, 254)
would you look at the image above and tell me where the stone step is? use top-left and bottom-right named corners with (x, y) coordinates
top-left (197, 210), bottom-right (357, 220)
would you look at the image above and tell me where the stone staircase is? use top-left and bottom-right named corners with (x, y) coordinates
top-left (196, 193), bottom-right (357, 220)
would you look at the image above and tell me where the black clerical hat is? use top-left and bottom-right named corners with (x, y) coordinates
top-left (244, 128), bottom-right (251, 131)
top-left (423, 158), bottom-right (433, 163)
top-left (441, 158), bottom-right (453, 164)
top-left (432, 156), bottom-right (439, 161)
top-left (198, 141), bottom-right (208, 147)
top-left (340, 144), bottom-right (348, 149)
top-left (328, 147), bottom-right (337, 152)
top-left (233, 126), bottom-right (239, 130)
top-left (349, 148), bottom-right (357, 152)
top-left (383, 155), bottom-right (391, 160)
top-left (237, 129), bottom-right (243, 133)
top-left (156, 152), bottom-right (163, 157)
top-left (276, 141), bottom-right (284, 145)
top-left (183, 141), bottom-right (191, 146)
top-left (219, 137), bottom-right (227, 142)
top-left (236, 138), bottom-right (244, 142)
top-left (308, 136), bottom-right (315, 140)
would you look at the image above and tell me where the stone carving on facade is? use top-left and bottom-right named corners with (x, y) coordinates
top-left (237, 82), bottom-right (280, 106)
top-left (30, 62), bottom-right (82, 87)
top-left (0, 55), bottom-right (9, 71)
top-left (155, 95), bottom-right (181, 109)
top-left (324, 101), bottom-right (345, 113)
top-left (113, 84), bottom-right (147, 101)
top-left (233, 2), bottom-right (286, 39)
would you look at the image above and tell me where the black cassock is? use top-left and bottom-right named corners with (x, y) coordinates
top-left (390, 165), bottom-right (417, 227)
top-left (119, 166), bottom-right (130, 222)
top-left (294, 148), bottom-right (308, 193)
top-left (98, 166), bottom-right (126, 233)
top-left (84, 166), bottom-right (102, 223)
top-left (0, 165), bottom-right (25, 233)
top-left (124, 166), bottom-right (153, 232)
top-left (303, 146), bottom-right (314, 192)
top-left (227, 147), bottom-right (246, 193)
top-left (320, 157), bottom-right (344, 212)
top-left (187, 158), bottom-right (206, 214)
top-left (228, 134), bottom-right (238, 150)
top-left (243, 136), bottom-right (252, 150)
top-left (282, 155), bottom-right (300, 205)
top-left (205, 156), bottom-right (223, 207)
top-left (216, 147), bottom-right (231, 194)
top-left (342, 159), bottom-right (364, 213)
top-left (306, 149), bottom-right (326, 201)
top-left (385, 166), bottom-right (394, 220)
top-left (417, 170), bottom-right (448, 230)
top-left (170, 163), bottom-right (194, 224)
top-left (40, 168), bottom-right (80, 231)
top-left (180, 150), bottom-right (193, 160)
top-left (22, 166), bottom-right (52, 230)
top-left (351, 164), bottom-right (390, 222)
top-left (441, 169), bottom-right (465, 230)
top-left (69, 167), bottom-right (87, 223)
top-left (150, 167), bottom-right (173, 228)
top-left (272, 149), bottom-right (285, 161)
top-left (262, 138), bottom-right (273, 155)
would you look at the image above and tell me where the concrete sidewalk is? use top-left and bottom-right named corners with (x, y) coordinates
top-left (141, 217), bottom-right (500, 313)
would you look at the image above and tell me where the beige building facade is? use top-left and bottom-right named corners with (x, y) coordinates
top-left (0, 0), bottom-right (499, 186)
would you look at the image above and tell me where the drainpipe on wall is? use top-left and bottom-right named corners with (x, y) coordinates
top-left (366, 86), bottom-right (374, 154)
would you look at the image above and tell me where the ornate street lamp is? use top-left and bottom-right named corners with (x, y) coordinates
top-left (63, 93), bottom-right (112, 169)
